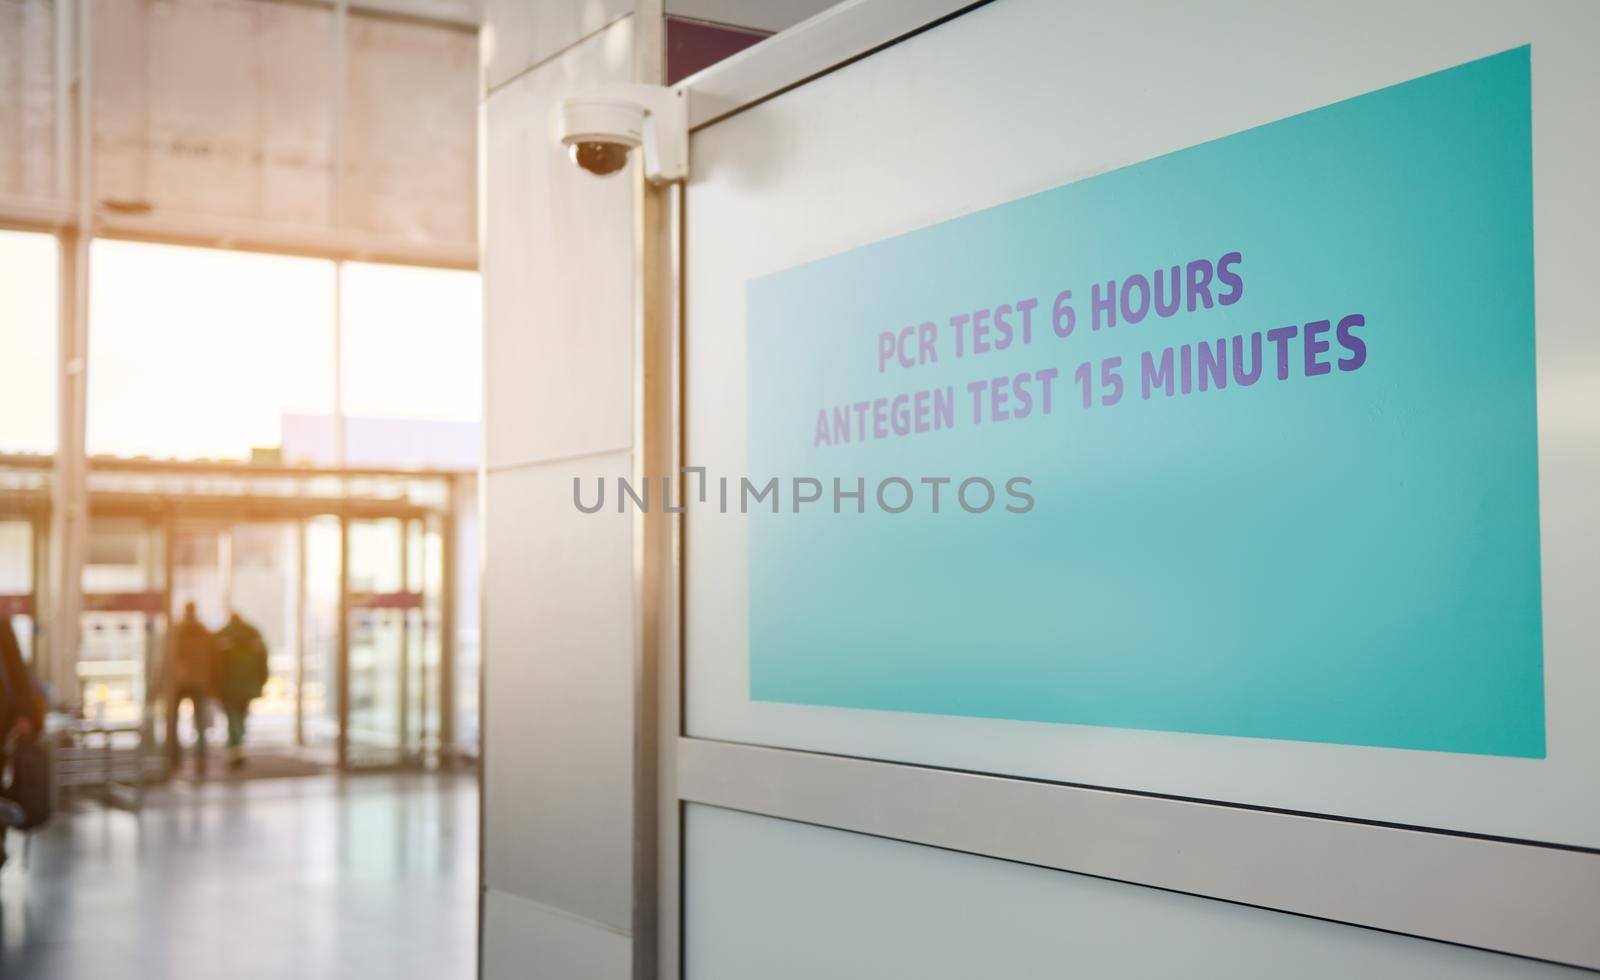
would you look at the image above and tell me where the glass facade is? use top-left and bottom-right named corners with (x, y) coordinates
top-left (0, 232), bottom-right (483, 768)
top-left (0, 230), bottom-right (57, 454)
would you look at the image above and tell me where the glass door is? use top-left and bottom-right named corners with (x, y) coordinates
top-left (342, 514), bottom-right (443, 768)
top-left (171, 520), bottom-right (314, 766)
top-left (223, 522), bottom-right (300, 748)
top-left (345, 517), bottom-right (409, 767)
top-left (0, 518), bottom-right (38, 666)
top-left (301, 516), bottom-right (342, 757)
top-left (81, 518), bottom-right (165, 725)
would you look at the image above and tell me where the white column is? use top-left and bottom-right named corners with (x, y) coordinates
top-left (48, 0), bottom-right (93, 705)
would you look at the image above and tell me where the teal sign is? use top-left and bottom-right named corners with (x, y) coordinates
top-left (744, 48), bottom-right (1542, 757)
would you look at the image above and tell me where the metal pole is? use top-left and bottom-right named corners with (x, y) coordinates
top-left (49, 0), bottom-right (92, 706)
top-left (330, 0), bottom-right (349, 472)
top-left (415, 517), bottom-right (428, 762)
top-left (219, 527), bottom-right (234, 610)
top-left (30, 511), bottom-right (46, 667)
top-left (336, 513), bottom-right (349, 769)
top-left (49, 231), bottom-right (88, 704)
top-left (438, 478), bottom-right (456, 766)
top-left (294, 518), bottom-right (307, 749)
top-left (396, 519), bottom-right (409, 761)
top-left (332, 261), bottom-right (346, 469)
top-left (157, 514), bottom-right (174, 779)
top-left (632, 7), bottom-right (670, 974)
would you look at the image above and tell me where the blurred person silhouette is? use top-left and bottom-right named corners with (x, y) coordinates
top-left (215, 610), bottom-right (268, 771)
top-left (0, 617), bottom-right (44, 868)
top-left (164, 602), bottom-right (218, 777)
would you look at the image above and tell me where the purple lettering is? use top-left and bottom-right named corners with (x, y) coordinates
top-left (1266, 325), bottom-right (1298, 380)
top-left (933, 386), bottom-right (955, 429)
top-left (1141, 348), bottom-right (1175, 399)
top-left (1197, 338), bottom-right (1227, 391)
top-left (918, 321), bottom-right (938, 365)
top-left (1231, 333), bottom-right (1263, 387)
top-left (1185, 259), bottom-right (1215, 312)
top-left (1015, 297), bottom-right (1038, 344)
top-left (1303, 319), bottom-right (1331, 377)
top-left (1092, 280), bottom-right (1117, 330)
top-left (1035, 366), bottom-right (1058, 414)
top-left (1012, 371), bottom-right (1034, 419)
top-left (993, 303), bottom-right (1014, 349)
top-left (950, 313), bottom-right (969, 357)
top-left (1121, 273), bottom-right (1151, 325)
top-left (972, 308), bottom-right (992, 354)
top-left (966, 379), bottom-right (986, 424)
top-left (1216, 251), bottom-right (1244, 306)
top-left (1336, 314), bottom-right (1367, 371)
top-left (1154, 265), bottom-right (1181, 317)
top-left (990, 374), bottom-right (1010, 421)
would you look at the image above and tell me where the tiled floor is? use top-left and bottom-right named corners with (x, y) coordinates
top-left (0, 771), bottom-right (477, 980)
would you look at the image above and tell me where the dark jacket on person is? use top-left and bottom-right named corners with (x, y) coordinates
top-left (0, 618), bottom-right (42, 737)
top-left (215, 614), bottom-right (269, 706)
top-left (166, 614), bottom-right (218, 694)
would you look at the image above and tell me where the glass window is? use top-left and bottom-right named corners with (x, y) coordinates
top-left (340, 261), bottom-right (482, 423)
top-left (87, 240), bottom-right (337, 460)
top-left (0, 230), bottom-right (59, 453)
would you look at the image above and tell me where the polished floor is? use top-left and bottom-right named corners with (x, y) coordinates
top-left (0, 770), bottom-right (477, 979)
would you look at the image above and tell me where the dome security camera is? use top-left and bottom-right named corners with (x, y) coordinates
top-left (557, 84), bottom-right (688, 184)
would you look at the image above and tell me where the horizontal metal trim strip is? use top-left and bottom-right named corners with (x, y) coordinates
top-left (676, 0), bottom-right (985, 130)
top-left (677, 737), bottom-right (1600, 970)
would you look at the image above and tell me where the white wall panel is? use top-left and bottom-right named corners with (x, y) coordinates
top-left (482, 16), bottom-right (636, 469)
top-left (482, 453), bottom-right (636, 931)
top-left (344, 12), bottom-right (477, 242)
top-left (478, 4), bottom-right (647, 976)
top-left (482, 0), bottom-right (632, 92)
top-left (483, 888), bottom-right (631, 980)
top-left (685, 804), bottom-right (1584, 980)
top-left (0, 0), bottom-right (58, 200)
top-left (86, 0), bottom-right (474, 246)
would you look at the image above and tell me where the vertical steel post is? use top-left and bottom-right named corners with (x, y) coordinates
top-left (397, 518), bottom-right (410, 760)
top-left (49, 0), bottom-right (92, 705)
top-left (415, 516), bottom-right (429, 762)
top-left (331, 0), bottom-right (349, 470)
top-left (336, 513), bottom-right (350, 769)
top-left (157, 513), bottom-right (174, 778)
top-left (295, 518), bottom-right (307, 749)
top-left (633, 7), bottom-right (674, 979)
top-left (438, 477), bottom-right (457, 766)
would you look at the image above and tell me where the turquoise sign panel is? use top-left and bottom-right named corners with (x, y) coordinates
top-left (744, 48), bottom-right (1542, 757)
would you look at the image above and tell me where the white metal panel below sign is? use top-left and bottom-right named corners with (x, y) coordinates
top-left (684, 801), bottom-right (1591, 979)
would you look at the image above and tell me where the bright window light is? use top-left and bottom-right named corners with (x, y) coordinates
top-left (0, 230), bottom-right (59, 454)
top-left (88, 240), bottom-right (336, 460)
top-left (340, 261), bottom-right (482, 423)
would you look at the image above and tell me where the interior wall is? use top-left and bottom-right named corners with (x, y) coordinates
top-left (0, 0), bottom-right (57, 201)
top-left (685, 805), bottom-right (1584, 980)
top-left (478, 4), bottom-right (641, 979)
top-left (0, 0), bottom-right (476, 254)
top-left (92, 0), bottom-right (475, 244)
